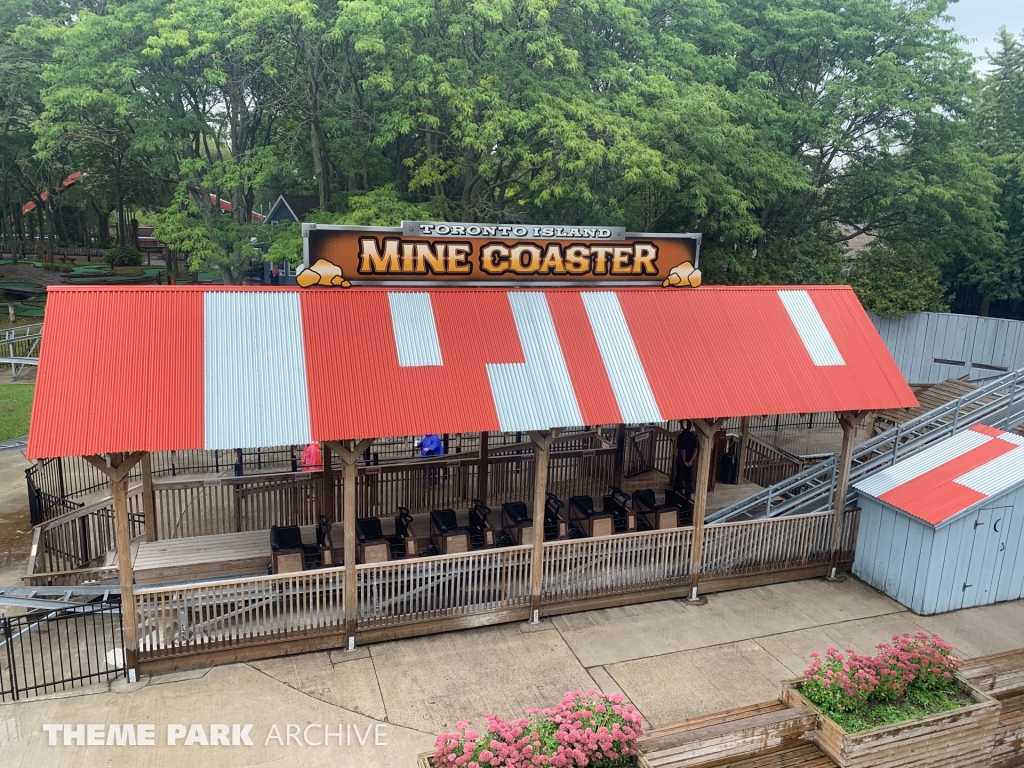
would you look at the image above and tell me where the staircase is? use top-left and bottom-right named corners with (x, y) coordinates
top-left (708, 368), bottom-right (1024, 524)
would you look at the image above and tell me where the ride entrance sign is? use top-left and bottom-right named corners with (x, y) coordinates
top-left (300, 221), bottom-right (701, 288)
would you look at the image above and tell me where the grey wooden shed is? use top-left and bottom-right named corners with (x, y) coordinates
top-left (851, 424), bottom-right (1024, 615)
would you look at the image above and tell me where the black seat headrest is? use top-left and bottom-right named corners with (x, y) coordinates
top-left (356, 517), bottom-right (383, 543)
top-left (633, 489), bottom-right (657, 509)
top-left (431, 508), bottom-right (460, 532)
top-left (502, 501), bottom-right (531, 524)
top-left (570, 495), bottom-right (595, 515)
top-left (271, 525), bottom-right (303, 551)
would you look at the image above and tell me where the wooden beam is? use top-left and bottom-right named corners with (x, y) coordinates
top-left (321, 443), bottom-right (335, 523)
top-left (736, 416), bottom-right (750, 485)
top-left (689, 418), bottom-right (726, 600)
top-left (477, 431), bottom-right (489, 504)
top-left (528, 429), bottom-right (559, 618)
top-left (85, 451), bottom-right (146, 482)
top-left (325, 439), bottom-right (374, 466)
top-left (140, 453), bottom-right (157, 542)
top-left (829, 411), bottom-right (866, 577)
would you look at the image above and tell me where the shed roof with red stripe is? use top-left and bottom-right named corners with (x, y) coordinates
top-left (27, 285), bottom-right (917, 459)
top-left (853, 425), bottom-right (1024, 526)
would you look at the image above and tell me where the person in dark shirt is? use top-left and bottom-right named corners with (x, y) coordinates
top-left (674, 420), bottom-right (699, 498)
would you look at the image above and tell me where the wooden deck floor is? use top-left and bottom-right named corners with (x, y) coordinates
top-left (108, 527), bottom-right (316, 585)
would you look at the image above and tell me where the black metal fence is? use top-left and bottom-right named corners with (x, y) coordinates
top-left (0, 599), bottom-right (125, 701)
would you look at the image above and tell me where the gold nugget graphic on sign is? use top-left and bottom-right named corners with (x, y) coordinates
top-left (297, 258), bottom-right (351, 288)
top-left (662, 261), bottom-right (701, 288)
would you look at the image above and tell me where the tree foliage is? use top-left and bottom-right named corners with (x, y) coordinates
top-left (0, 0), bottom-right (1021, 306)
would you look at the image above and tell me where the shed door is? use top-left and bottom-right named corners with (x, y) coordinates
top-left (960, 505), bottom-right (1011, 609)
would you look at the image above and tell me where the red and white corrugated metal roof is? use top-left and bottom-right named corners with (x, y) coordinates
top-left (854, 424), bottom-right (1024, 526)
top-left (27, 285), bottom-right (917, 458)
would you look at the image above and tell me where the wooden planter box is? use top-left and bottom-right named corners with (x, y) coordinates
top-left (417, 752), bottom-right (432, 768)
top-left (781, 676), bottom-right (1001, 768)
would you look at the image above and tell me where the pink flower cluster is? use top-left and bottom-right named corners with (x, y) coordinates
top-left (432, 690), bottom-right (643, 768)
top-left (801, 632), bottom-right (961, 712)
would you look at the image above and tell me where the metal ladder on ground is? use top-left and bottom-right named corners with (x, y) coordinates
top-left (707, 368), bottom-right (1024, 524)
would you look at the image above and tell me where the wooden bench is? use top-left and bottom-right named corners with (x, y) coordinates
top-left (638, 701), bottom-right (827, 768)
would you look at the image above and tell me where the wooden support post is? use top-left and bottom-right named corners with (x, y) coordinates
top-left (83, 451), bottom-right (146, 680)
top-left (736, 416), bottom-right (750, 485)
top-left (612, 424), bottom-right (626, 489)
top-left (140, 452), bottom-right (156, 542)
top-left (477, 431), bottom-right (489, 504)
top-left (343, 454), bottom-right (358, 638)
top-left (326, 439), bottom-right (373, 646)
top-left (829, 411), bottom-right (866, 578)
top-left (688, 419), bottom-right (725, 601)
top-left (111, 470), bottom-right (138, 676)
top-left (322, 443), bottom-right (334, 522)
top-left (528, 429), bottom-right (560, 620)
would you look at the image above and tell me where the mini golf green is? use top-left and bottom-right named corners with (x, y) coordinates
top-left (0, 281), bottom-right (46, 293)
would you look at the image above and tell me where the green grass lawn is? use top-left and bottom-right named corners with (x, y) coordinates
top-left (0, 383), bottom-right (34, 440)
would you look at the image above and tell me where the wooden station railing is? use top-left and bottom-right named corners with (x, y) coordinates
top-left (135, 566), bottom-right (347, 659)
top-left (541, 527), bottom-right (694, 604)
top-left (128, 509), bottom-right (859, 666)
top-left (26, 492), bottom-right (145, 578)
top-left (356, 546), bottom-right (533, 630)
top-left (740, 435), bottom-right (810, 488)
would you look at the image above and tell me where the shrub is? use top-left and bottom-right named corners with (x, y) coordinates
top-left (433, 690), bottom-right (642, 768)
top-left (801, 633), bottom-right (960, 714)
top-left (105, 246), bottom-right (143, 267)
top-left (41, 262), bottom-right (73, 273)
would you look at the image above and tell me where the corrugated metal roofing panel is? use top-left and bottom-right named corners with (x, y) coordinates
top-left (581, 292), bottom-right (662, 423)
top-left (204, 292), bottom-right (311, 449)
top-left (777, 290), bottom-right (845, 366)
top-left (997, 432), bottom-right (1024, 447)
top-left (487, 292), bottom-right (584, 432)
top-left (27, 288), bottom-right (204, 457)
top-left (27, 285), bottom-right (917, 458)
top-left (955, 448), bottom-right (1024, 496)
top-left (853, 429), bottom-right (993, 497)
top-left (853, 424), bottom-right (1024, 526)
top-left (388, 292), bottom-right (443, 367)
top-left (876, 438), bottom-right (1014, 525)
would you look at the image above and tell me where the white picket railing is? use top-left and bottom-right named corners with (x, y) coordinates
top-left (356, 546), bottom-right (532, 629)
top-left (541, 527), bottom-right (694, 603)
top-left (135, 566), bottom-right (346, 657)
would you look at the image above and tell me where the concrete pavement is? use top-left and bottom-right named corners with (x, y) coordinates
top-left (1, 576), bottom-right (1022, 767)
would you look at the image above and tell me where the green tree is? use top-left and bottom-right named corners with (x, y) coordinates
top-left (849, 243), bottom-right (950, 318)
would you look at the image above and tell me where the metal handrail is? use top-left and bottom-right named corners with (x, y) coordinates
top-left (708, 366), bottom-right (1024, 523)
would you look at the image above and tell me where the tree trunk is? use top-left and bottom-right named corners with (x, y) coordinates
top-left (979, 297), bottom-right (991, 317)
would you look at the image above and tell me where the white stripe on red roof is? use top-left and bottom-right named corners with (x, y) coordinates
top-left (777, 290), bottom-right (845, 367)
top-left (388, 292), bottom-right (443, 367)
top-left (581, 292), bottom-right (662, 424)
top-left (203, 292), bottom-right (312, 449)
top-left (486, 292), bottom-right (584, 432)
